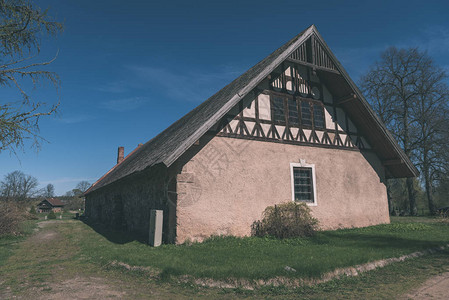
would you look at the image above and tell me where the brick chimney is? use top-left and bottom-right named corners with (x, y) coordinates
top-left (117, 146), bottom-right (124, 164)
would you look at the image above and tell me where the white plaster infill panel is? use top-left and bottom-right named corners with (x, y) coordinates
top-left (242, 98), bottom-right (256, 118)
top-left (290, 160), bottom-right (318, 206)
top-left (258, 94), bottom-right (271, 121)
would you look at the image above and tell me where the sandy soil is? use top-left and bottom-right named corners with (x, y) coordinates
top-left (8, 276), bottom-right (128, 300)
top-left (403, 272), bottom-right (449, 300)
top-left (44, 276), bottom-right (127, 299)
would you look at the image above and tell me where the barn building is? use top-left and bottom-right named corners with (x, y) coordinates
top-left (85, 25), bottom-right (418, 244)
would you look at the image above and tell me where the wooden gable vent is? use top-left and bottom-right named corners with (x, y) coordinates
top-left (289, 35), bottom-right (337, 71)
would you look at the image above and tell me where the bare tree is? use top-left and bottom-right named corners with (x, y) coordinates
top-left (0, 0), bottom-right (63, 154)
top-left (361, 47), bottom-right (424, 215)
top-left (412, 57), bottom-right (449, 214)
top-left (361, 47), bottom-right (449, 215)
top-left (44, 183), bottom-right (54, 198)
top-left (0, 170), bottom-right (38, 201)
top-left (75, 181), bottom-right (90, 193)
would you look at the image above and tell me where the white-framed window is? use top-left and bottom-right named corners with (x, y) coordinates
top-left (290, 160), bottom-right (317, 206)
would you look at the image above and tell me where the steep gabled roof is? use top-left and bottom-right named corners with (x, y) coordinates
top-left (86, 25), bottom-right (418, 194)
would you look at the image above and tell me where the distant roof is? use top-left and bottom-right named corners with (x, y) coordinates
top-left (39, 198), bottom-right (64, 207)
top-left (86, 25), bottom-right (418, 195)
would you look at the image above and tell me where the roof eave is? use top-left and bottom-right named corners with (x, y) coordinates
top-left (311, 28), bottom-right (418, 178)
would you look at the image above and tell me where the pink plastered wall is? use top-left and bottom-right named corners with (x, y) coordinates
top-left (175, 135), bottom-right (389, 243)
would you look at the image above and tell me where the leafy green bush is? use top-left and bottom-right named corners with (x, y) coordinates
top-left (251, 202), bottom-right (319, 239)
top-left (47, 210), bottom-right (56, 219)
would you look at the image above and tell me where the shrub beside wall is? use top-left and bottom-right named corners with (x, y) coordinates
top-left (251, 202), bottom-right (319, 239)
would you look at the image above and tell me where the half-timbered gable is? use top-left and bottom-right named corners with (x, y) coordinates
top-left (212, 62), bottom-right (372, 153)
top-left (85, 25), bottom-right (418, 244)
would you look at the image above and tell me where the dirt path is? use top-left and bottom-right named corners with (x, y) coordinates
top-left (403, 272), bottom-right (449, 300)
top-left (0, 220), bottom-right (236, 299)
top-left (0, 220), bottom-right (129, 299)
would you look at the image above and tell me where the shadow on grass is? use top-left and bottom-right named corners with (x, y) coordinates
top-left (81, 219), bottom-right (147, 245)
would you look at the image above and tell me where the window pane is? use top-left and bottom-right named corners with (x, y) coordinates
top-left (273, 97), bottom-right (285, 123)
top-left (294, 185), bottom-right (310, 193)
top-left (288, 98), bottom-right (299, 126)
top-left (301, 101), bottom-right (312, 126)
top-left (313, 104), bottom-right (325, 129)
top-left (293, 167), bottom-right (313, 203)
top-left (299, 169), bottom-right (311, 177)
top-left (295, 192), bottom-right (312, 201)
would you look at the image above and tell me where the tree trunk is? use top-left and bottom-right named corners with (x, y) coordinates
top-left (386, 180), bottom-right (393, 215)
top-left (424, 169), bottom-right (436, 215)
top-left (402, 97), bottom-right (416, 215)
top-left (422, 148), bottom-right (436, 215)
top-left (406, 177), bottom-right (417, 215)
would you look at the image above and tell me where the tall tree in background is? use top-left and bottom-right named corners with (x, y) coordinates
top-left (0, 170), bottom-right (38, 201)
top-left (75, 181), bottom-right (90, 193)
top-left (65, 181), bottom-right (91, 197)
top-left (361, 47), bottom-right (449, 215)
top-left (361, 47), bottom-right (421, 214)
top-left (359, 55), bottom-right (398, 214)
top-left (0, 0), bottom-right (63, 153)
top-left (44, 183), bottom-right (54, 197)
top-left (412, 58), bottom-right (449, 214)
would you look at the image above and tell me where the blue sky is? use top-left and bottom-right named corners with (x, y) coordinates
top-left (1, 0), bottom-right (449, 195)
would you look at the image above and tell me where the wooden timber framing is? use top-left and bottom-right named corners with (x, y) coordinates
top-left (210, 60), bottom-right (371, 152)
top-left (215, 131), bottom-right (360, 152)
top-left (286, 57), bottom-right (340, 75)
top-left (212, 82), bottom-right (370, 152)
top-left (287, 33), bottom-right (338, 73)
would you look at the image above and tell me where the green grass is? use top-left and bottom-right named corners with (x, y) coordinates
top-left (2, 217), bottom-right (449, 299)
top-left (76, 216), bottom-right (449, 281)
top-left (390, 215), bottom-right (441, 223)
top-left (253, 249), bottom-right (449, 299)
top-left (0, 211), bottom-right (73, 267)
top-left (0, 220), bottom-right (37, 267)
